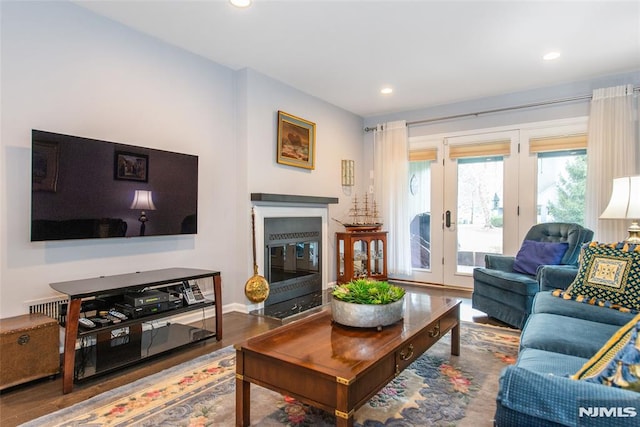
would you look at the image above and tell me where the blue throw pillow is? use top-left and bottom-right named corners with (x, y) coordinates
top-left (512, 240), bottom-right (569, 275)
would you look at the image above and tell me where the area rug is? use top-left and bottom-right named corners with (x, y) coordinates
top-left (22, 322), bottom-right (519, 427)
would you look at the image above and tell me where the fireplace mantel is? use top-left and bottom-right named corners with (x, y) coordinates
top-left (251, 193), bottom-right (338, 205)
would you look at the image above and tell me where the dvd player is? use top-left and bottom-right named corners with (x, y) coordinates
top-left (116, 296), bottom-right (182, 319)
top-left (124, 290), bottom-right (170, 307)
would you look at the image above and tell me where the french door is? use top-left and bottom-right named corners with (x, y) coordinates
top-left (407, 131), bottom-right (519, 288)
top-left (442, 131), bottom-right (520, 287)
top-left (405, 119), bottom-right (588, 289)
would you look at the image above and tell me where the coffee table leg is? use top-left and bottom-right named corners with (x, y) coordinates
top-left (335, 414), bottom-right (354, 427)
top-left (336, 381), bottom-right (354, 427)
top-left (235, 349), bottom-right (250, 427)
top-left (451, 308), bottom-right (461, 356)
top-left (236, 375), bottom-right (250, 426)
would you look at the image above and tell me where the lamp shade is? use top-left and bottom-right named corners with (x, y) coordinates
top-left (130, 190), bottom-right (156, 211)
top-left (600, 176), bottom-right (640, 219)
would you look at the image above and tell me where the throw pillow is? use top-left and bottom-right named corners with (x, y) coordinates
top-left (512, 240), bottom-right (569, 276)
top-left (560, 242), bottom-right (640, 312)
top-left (572, 313), bottom-right (640, 392)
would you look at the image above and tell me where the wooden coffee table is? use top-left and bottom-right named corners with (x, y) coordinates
top-left (235, 293), bottom-right (460, 427)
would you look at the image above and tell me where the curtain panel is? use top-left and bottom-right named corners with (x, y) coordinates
top-left (374, 121), bottom-right (412, 276)
top-left (585, 84), bottom-right (638, 242)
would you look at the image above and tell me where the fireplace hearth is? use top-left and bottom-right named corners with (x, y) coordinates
top-left (253, 288), bottom-right (332, 322)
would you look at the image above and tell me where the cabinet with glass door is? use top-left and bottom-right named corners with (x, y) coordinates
top-left (336, 231), bottom-right (388, 284)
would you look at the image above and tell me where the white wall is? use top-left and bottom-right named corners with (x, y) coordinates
top-left (0, 1), bottom-right (235, 317)
top-left (0, 1), bottom-right (364, 318)
top-left (233, 69), bottom-right (364, 305)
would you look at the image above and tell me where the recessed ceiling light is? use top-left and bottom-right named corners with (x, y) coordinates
top-left (543, 51), bottom-right (561, 61)
top-left (230, 0), bottom-right (252, 8)
top-left (380, 87), bottom-right (393, 95)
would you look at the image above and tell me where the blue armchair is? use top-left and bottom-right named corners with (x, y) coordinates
top-left (472, 223), bottom-right (593, 328)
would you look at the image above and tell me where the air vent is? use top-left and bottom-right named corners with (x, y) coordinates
top-left (26, 296), bottom-right (69, 324)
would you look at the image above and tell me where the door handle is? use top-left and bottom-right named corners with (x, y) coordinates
top-left (445, 211), bottom-right (455, 229)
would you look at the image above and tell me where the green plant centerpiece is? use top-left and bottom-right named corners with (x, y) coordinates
top-left (331, 279), bottom-right (406, 330)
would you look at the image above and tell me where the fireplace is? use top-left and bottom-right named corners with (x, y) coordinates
top-left (264, 217), bottom-right (322, 305)
top-left (250, 193), bottom-right (338, 320)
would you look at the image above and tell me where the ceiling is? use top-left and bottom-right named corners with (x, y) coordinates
top-left (75, 0), bottom-right (639, 118)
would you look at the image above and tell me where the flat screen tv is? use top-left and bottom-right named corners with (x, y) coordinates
top-left (31, 130), bottom-right (198, 241)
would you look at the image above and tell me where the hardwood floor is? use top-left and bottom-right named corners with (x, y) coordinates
top-left (0, 285), bottom-right (504, 426)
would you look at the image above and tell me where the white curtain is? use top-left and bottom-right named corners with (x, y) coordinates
top-left (374, 120), bottom-right (412, 276)
top-left (585, 84), bottom-right (638, 242)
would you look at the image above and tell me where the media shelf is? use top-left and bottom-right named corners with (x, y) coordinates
top-left (74, 311), bottom-right (216, 381)
top-left (50, 268), bottom-right (222, 393)
top-left (74, 300), bottom-right (214, 338)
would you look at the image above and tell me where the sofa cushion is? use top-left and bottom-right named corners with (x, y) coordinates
top-left (533, 292), bottom-right (635, 327)
top-left (520, 313), bottom-right (621, 359)
top-left (516, 347), bottom-right (587, 377)
top-left (513, 240), bottom-right (569, 275)
top-left (561, 242), bottom-right (640, 313)
top-left (572, 313), bottom-right (640, 391)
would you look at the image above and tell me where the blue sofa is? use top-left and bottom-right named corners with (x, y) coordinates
top-left (495, 291), bottom-right (639, 426)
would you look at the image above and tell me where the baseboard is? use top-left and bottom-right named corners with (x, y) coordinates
top-left (224, 302), bottom-right (249, 314)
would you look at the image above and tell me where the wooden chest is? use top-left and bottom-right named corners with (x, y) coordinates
top-left (0, 313), bottom-right (60, 390)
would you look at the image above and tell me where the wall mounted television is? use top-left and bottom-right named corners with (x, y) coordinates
top-left (31, 130), bottom-right (198, 241)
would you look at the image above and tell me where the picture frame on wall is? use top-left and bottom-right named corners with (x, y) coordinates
top-left (277, 110), bottom-right (316, 170)
top-left (114, 151), bottom-right (149, 182)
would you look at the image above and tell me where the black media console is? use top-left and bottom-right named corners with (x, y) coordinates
top-left (50, 268), bottom-right (222, 393)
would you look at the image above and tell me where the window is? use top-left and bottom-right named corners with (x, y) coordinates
top-left (409, 160), bottom-right (431, 269)
top-left (531, 135), bottom-right (588, 225)
top-left (537, 150), bottom-right (587, 224)
top-left (456, 156), bottom-right (504, 270)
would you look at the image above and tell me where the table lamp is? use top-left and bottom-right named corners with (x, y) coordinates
top-left (600, 175), bottom-right (640, 243)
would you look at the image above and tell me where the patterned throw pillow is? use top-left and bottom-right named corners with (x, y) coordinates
top-left (572, 313), bottom-right (640, 392)
top-left (554, 242), bottom-right (640, 313)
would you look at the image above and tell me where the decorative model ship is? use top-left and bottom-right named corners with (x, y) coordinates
top-left (339, 194), bottom-right (383, 232)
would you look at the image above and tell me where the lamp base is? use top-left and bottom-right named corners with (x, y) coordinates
top-left (138, 211), bottom-right (148, 236)
top-left (625, 221), bottom-right (640, 244)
